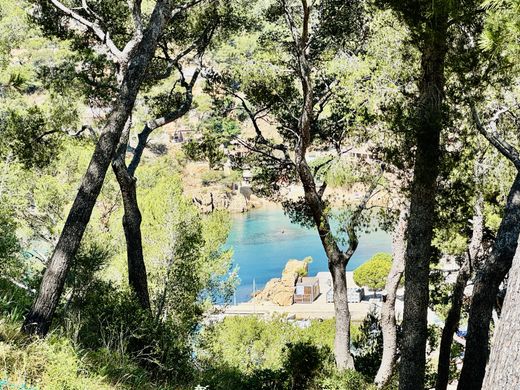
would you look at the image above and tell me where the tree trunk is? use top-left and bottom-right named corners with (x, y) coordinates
top-left (375, 202), bottom-right (408, 387)
top-left (112, 123), bottom-right (151, 311)
top-left (112, 68), bottom-right (200, 310)
top-left (436, 173), bottom-right (484, 390)
top-left (110, 71), bottom-right (197, 311)
top-left (22, 2), bottom-right (174, 336)
top-left (457, 171), bottom-right (520, 390)
top-left (113, 69), bottom-right (198, 310)
top-left (481, 244), bottom-right (520, 389)
top-left (330, 260), bottom-right (356, 369)
top-left (287, 1), bottom-right (356, 370)
top-left (297, 156), bottom-right (356, 369)
top-left (399, 26), bottom-right (447, 390)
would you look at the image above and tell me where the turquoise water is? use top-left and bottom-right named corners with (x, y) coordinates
top-left (227, 208), bottom-right (392, 302)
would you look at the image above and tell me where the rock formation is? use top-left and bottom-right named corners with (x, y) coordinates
top-left (252, 259), bottom-right (309, 306)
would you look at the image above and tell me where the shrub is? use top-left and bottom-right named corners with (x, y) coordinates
top-left (61, 284), bottom-right (195, 384)
top-left (351, 309), bottom-right (383, 380)
top-left (0, 279), bottom-right (32, 322)
top-left (283, 341), bottom-right (329, 390)
top-left (0, 320), bottom-right (113, 390)
top-left (317, 370), bottom-right (376, 390)
top-left (0, 206), bottom-right (21, 279)
top-left (201, 170), bottom-right (225, 186)
top-left (199, 316), bottom-right (338, 374)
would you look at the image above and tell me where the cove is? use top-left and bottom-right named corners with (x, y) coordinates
top-left (226, 208), bottom-right (392, 302)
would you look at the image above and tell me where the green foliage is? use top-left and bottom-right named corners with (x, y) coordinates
top-left (200, 210), bottom-right (237, 304)
top-left (62, 282), bottom-right (197, 384)
top-left (351, 309), bottom-right (384, 381)
top-left (428, 268), bottom-right (456, 321)
top-left (197, 315), bottom-right (378, 390)
top-left (0, 105), bottom-right (66, 168)
top-left (0, 206), bottom-right (20, 277)
top-left (201, 169), bottom-right (226, 186)
top-left (283, 341), bottom-right (328, 390)
top-left (202, 0), bottom-right (376, 203)
top-left (198, 342), bottom-right (331, 390)
top-left (0, 0), bottom-right (79, 169)
top-left (0, 279), bottom-right (32, 323)
top-left (1, 0), bottom-right (519, 387)
top-left (138, 161), bottom-right (236, 320)
top-left (0, 320), bottom-right (114, 390)
top-left (322, 159), bottom-right (359, 188)
top-left (0, 142), bottom-right (236, 388)
top-left (184, 118), bottom-right (240, 168)
top-left (282, 197), bottom-right (327, 229)
top-left (480, 0), bottom-right (520, 69)
top-left (64, 235), bottom-right (113, 308)
top-left (317, 370), bottom-right (377, 390)
top-left (353, 253), bottom-right (392, 291)
top-left (199, 316), bottom-right (336, 373)
top-left (201, 316), bottom-right (298, 372)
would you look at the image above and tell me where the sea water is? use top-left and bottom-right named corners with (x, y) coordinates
top-left (226, 208), bottom-right (392, 302)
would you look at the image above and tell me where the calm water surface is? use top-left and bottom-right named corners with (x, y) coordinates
top-left (227, 208), bottom-right (392, 302)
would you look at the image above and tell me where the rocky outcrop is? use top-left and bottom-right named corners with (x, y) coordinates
top-left (252, 259), bottom-right (309, 306)
top-left (281, 259), bottom-right (309, 285)
top-left (254, 278), bottom-right (295, 306)
top-left (192, 189), bottom-right (265, 213)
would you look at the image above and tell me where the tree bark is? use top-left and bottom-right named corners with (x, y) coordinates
top-left (435, 169), bottom-right (484, 390)
top-left (330, 259), bottom-right (356, 369)
top-left (457, 171), bottom-right (520, 390)
top-left (375, 202), bottom-right (408, 387)
top-left (399, 23), bottom-right (448, 390)
top-left (481, 243), bottom-right (520, 389)
top-left (296, 154), bottom-right (356, 369)
top-left (112, 121), bottom-right (151, 311)
top-left (22, 1), bottom-right (175, 336)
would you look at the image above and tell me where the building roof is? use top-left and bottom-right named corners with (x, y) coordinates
top-left (296, 276), bottom-right (319, 286)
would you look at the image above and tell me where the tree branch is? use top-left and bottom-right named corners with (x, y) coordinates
top-left (470, 103), bottom-right (520, 169)
top-left (127, 67), bottom-right (200, 175)
top-left (171, 0), bottom-right (206, 16)
top-left (49, 0), bottom-right (122, 60)
top-left (232, 136), bottom-right (294, 167)
top-left (344, 163), bottom-right (385, 258)
top-left (127, 0), bottom-right (143, 34)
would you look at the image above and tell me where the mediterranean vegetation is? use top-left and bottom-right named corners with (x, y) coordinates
top-left (0, 0), bottom-right (519, 389)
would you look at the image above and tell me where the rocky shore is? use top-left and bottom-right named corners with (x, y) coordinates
top-left (251, 259), bottom-right (310, 306)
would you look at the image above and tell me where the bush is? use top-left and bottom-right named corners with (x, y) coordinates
top-left (197, 316), bottom-right (388, 389)
top-left (0, 206), bottom-right (21, 278)
top-left (0, 279), bottom-right (32, 322)
top-left (199, 316), bottom-right (338, 374)
top-left (283, 341), bottom-right (329, 390)
top-left (201, 170), bottom-right (226, 186)
top-left (61, 284), bottom-right (195, 384)
top-left (0, 320), bottom-right (113, 390)
top-left (317, 370), bottom-right (376, 390)
top-left (198, 341), bottom-right (330, 390)
top-left (351, 309), bottom-right (383, 380)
